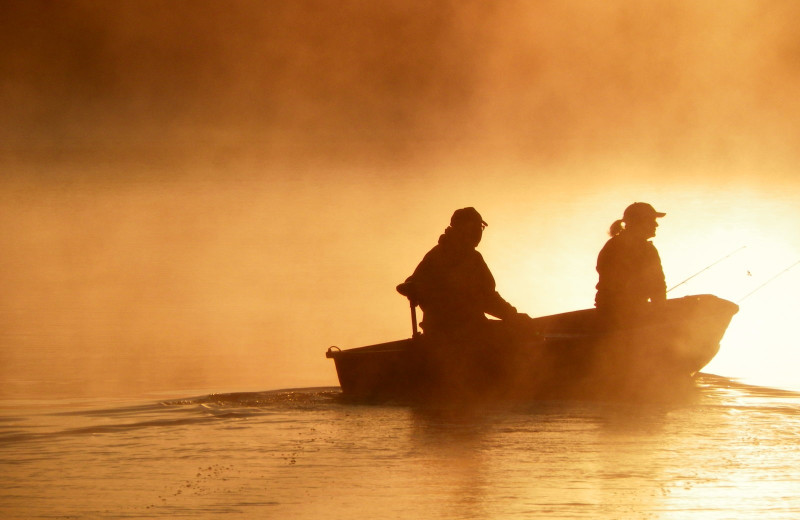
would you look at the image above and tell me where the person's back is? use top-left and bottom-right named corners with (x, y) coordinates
top-left (405, 207), bottom-right (521, 337)
top-left (595, 202), bottom-right (667, 325)
top-left (595, 232), bottom-right (665, 310)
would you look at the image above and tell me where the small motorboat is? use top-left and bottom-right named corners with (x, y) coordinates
top-left (326, 294), bottom-right (739, 403)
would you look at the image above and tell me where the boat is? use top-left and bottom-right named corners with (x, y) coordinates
top-left (325, 294), bottom-right (739, 403)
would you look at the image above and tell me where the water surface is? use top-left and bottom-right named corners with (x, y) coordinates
top-left (1, 375), bottom-right (798, 519)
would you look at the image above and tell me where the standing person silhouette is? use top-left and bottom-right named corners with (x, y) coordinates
top-left (403, 207), bottom-right (529, 340)
top-left (595, 202), bottom-right (667, 326)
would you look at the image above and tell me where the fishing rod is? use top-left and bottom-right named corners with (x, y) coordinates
top-left (667, 245), bottom-right (747, 293)
top-left (737, 259), bottom-right (800, 303)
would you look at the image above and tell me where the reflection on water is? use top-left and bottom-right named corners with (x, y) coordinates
top-left (1, 375), bottom-right (799, 519)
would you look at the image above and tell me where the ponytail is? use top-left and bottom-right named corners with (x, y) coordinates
top-left (608, 219), bottom-right (624, 237)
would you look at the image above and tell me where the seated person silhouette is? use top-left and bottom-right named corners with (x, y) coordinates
top-left (595, 202), bottom-right (667, 327)
top-left (402, 207), bottom-right (529, 341)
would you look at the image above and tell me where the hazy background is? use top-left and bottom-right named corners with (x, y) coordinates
top-left (2, 0), bottom-right (799, 398)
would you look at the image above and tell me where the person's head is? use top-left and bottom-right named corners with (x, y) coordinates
top-left (448, 207), bottom-right (487, 248)
top-left (612, 202), bottom-right (665, 239)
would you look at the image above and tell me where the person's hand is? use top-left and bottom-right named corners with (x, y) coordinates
top-left (508, 312), bottom-right (533, 323)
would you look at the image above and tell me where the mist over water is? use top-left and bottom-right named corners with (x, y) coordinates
top-left (4, 5), bottom-right (800, 520)
top-left (2, 167), bottom-right (799, 398)
top-left (2, 1), bottom-right (800, 397)
top-left (3, 1), bottom-right (800, 163)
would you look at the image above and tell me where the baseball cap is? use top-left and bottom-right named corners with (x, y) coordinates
top-left (623, 202), bottom-right (666, 222)
top-left (450, 207), bottom-right (488, 228)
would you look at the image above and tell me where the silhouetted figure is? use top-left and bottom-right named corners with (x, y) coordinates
top-left (595, 202), bottom-right (667, 326)
top-left (403, 207), bottom-right (529, 339)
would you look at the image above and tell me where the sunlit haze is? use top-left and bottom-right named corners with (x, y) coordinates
top-left (1, 1), bottom-right (799, 397)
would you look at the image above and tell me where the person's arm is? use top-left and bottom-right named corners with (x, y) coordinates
top-left (475, 253), bottom-right (521, 320)
top-left (485, 291), bottom-right (518, 320)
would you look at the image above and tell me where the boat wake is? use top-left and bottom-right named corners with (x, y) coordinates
top-left (2, 380), bottom-right (796, 447)
top-left (0, 387), bottom-right (342, 445)
top-left (162, 386), bottom-right (342, 407)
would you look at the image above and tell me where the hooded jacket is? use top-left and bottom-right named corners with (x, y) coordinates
top-left (406, 230), bottom-right (517, 333)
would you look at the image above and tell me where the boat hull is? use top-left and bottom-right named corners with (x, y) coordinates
top-left (326, 294), bottom-right (739, 402)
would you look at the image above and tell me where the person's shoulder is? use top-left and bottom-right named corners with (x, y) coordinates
top-left (418, 243), bottom-right (441, 262)
top-left (599, 234), bottom-right (621, 252)
top-left (426, 242), bottom-right (447, 256)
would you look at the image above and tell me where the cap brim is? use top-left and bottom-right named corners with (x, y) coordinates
top-left (655, 212), bottom-right (666, 218)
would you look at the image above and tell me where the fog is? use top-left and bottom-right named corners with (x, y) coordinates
top-left (4, 1), bottom-right (800, 165)
top-left (2, 1), bottom-right (800, 397)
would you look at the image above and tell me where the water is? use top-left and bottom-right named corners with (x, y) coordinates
top-left (1, 375), bottom-right (799, 519)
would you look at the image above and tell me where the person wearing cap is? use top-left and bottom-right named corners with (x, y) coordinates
top-left (403, 207), bottom-right (528, 338)
top-left (594, 202), bottom-right (667, 325)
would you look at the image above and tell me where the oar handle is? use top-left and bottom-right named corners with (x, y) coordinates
top-left (397, 282), bottom-right (421, 337)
